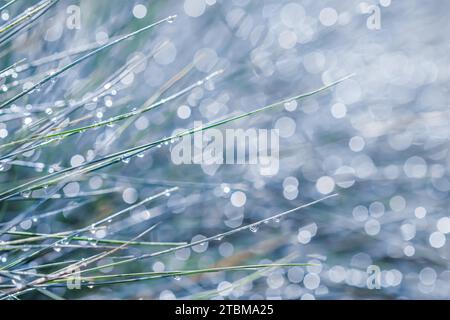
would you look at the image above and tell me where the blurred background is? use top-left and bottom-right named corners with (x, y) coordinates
top-left (0, 0), bottom-right (450, 299)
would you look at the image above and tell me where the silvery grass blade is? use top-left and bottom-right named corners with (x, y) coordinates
top-left (0, 187), bottom-right (178, 270)
top-left (3, 230), bottom-right (186, 247)
top-left (0, 74), bottom-right (352, 201)
top-left (97, 61), bottom-right (197, 154)
top-left (0, 0), bottom-right (58, 34)
top-left (0, 264), bottom-right (309, 292)
top-left (0, 0), bottom-right (19, 12)
top-left (0, 69), bottom-right (224, 150)
top-left (0, 184), bottom-right (64, 236)
top-left (0, 14), bottom-right (177, 109)
top-left (0, 41), bottom-right (166, 153)
top-left (187, 254), bottom-right (298, 300)
top-left (0, 195), bottom-right (335, 298)
top-left (0, 41), bottom-right (171, 159)
top-left (6, 187), bottom-right (123, 201)
top-left (1, 243), bottom-right (134, 251)
top-left (72, 194), bottom-right (338, 275)
top-left (0, 222), bottom-right (160, 298)
top-left (14, 255), bottom-right (134, 273)
top-left (43, 263), bottom-right (312, 288)
top-left (25, 41), bottom-right (168, 131)
top-left (13, 34), bottom-right (133, 72)
top-left (0, 199), bottom-right (89, 226)
top-left (0, 58), bottom-right (25, 79)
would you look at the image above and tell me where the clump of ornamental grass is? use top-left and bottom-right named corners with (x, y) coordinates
top-left (0, 1), bottom-right (349, 300)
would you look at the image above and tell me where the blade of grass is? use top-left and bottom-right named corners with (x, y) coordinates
top-left (4, 230), bottom-right (186, 247)
top-left (74, 194), bottom-right (338, 275)
top-left (0, 14), bottom-right (177, 109)
top-left (47, 263), bottom-right (311, 287)
top-left (0, 75), bottom-right (352, 201)
top-left (0, 69), bottom-right (224, 149)
top-left (0, 187), bottom-right (178, 270)
top-left (0, 0), bottom-right (57, 34)
top-left (0, 0), bottom-right (19, 12)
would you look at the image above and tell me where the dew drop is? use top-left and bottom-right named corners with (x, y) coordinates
top-left (167, 15), bottom-right (177, 24)
top-left (20, 190), bottom-right (31, 198)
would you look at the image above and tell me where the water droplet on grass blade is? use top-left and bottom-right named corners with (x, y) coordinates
top-left (167, 15), bottom-right (177, 24)
top-left (20, 190), bottom-right (31, 198)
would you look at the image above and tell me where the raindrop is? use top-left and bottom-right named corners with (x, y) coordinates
top-left (20, 190), bottom-right (31, 198)
top-left (167, 15), bottom-right (177, 24)
top-left (249, 224), bottom-right (259, 233)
